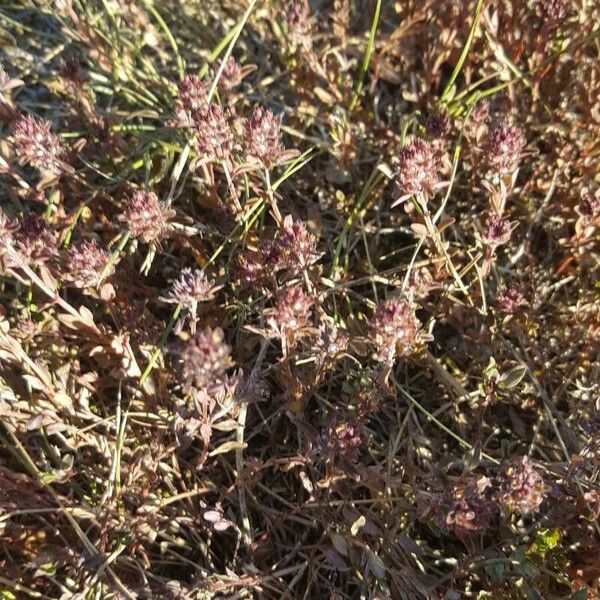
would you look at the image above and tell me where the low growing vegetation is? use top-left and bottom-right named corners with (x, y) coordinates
top-left (0, 0), bottom-right (598, 598)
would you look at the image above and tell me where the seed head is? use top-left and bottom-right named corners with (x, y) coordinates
top-left (369, 297), bottom-right (428, 365)
top-left (484, 123), bottom-right (526, 176)
top-left (577, 194), bottom-right (600, 221)
top-left (66, 239), bottom-right (111, 288)
top-left (182, 327), bottom-right (232, 390)
top-left (243, 106), bottom-right (284, 167)
top-left (11, 114), bottom-right (64, 174)
top-left (276, 215), bottom-right (321, 272)
top-left (268, 285), bottom-right (313, 334)
top-left (498, 456), bottom-right (545, 515)
top-left (394, 138), bottom-right (441, 200)
top-left (121, 190), bottom-right (175, 243)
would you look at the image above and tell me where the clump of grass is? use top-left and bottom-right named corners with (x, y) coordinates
top-left (0, 0), bottom-right (598, 598)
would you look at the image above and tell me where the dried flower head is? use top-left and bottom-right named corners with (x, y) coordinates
top-left (121, 190), bottom-right (175, 243)
top-left (11, 214), bottom-right (57, 266)
top-left (484, 123), bottom-right (526, 176)
top-left (11, 114), bottom-right (64, 174)
top-left (236, 241), bottom-right (281, 288)
top-left (268, 285), bottom-right (314, 334)
top-left (276, 215), bottom-right (321, 272)
top-left (394, 138), bottom-right (441, 201)
top-left (66, 239), bottom-right (111, 288)
top-left (316, 320), bottom-right (349, 358)
top-left (192, 104), bottom-right (233, 160)
top-left (438, 476), bottom-right (494, 537)
top-left (496, 284), bottom-right (527, 315)
top-left (577, 194), bottom-right (600, 221)
top-left (498, 456), bottom-right (545, 515)
top-left (182, 327), bottom-right (232, 390)
top-left (539, 0), bottom-right (567, 28)
top-left (369, 297), bottom-right (429, 365)
top-left (484, 219), bottom-right (514, 250)
top-left (316, 416), bottom-right (365, 465)
top-left (174, 74), bottom-right (208, 125)
top-left (286, 0), bottom-right (313, 48)
top-left (424, 114), bottom-right (451, 139)
top-left (164, 268), bottom-right (217, 309)
top-left (211, 57), bottom-right (243, 91)
top-left (243, 106), bottom-right (284, 167)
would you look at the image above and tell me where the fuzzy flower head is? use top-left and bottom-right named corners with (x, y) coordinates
top-left (11, 114), bottom-right (64, 174)
top-left (394, 138), bottom-right (441, 202)
top-left (243, 106), bottom-right (284, 167)
top-left (182, 327), bottom-right (232, 390)
top-left (276, 215), bottom-right (321, 272)
top-left (66, 239), bottom-right (111, 288)
top-left (121, 190), bottom-right (175, 244)
top-left (484, 123), bottom-right (526, 176)
top-left (369, 297), bottom-right (428, 366)
top-left (267, 285), bottom-right (313, 334)
top-left (193, 104), bottom-right (234, 160)
top-left (539, 0), bottom-right (567, 28)
top-left (498, 456), bottom-right (545, 515)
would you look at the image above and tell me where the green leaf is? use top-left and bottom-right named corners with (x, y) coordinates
top-left (498, 365), bottom-right (528, 390)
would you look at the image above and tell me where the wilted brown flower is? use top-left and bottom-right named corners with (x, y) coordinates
top-left (243, 105), bottom-right (284, 167)
top-left (316, 415), bottom-right (365, 465)
top-left (121, 190), bottom-right (175, 243)
top-left (65, 239), bottom-right (111, 288)
top-left (369, 297), bottom-right (429, 365)
top-left (484, 123), bottom-right (526, 176)
top-left (438, 476), bottom-right (494, 537)
top-left (394, 137), bottom-right (441, 201)
top-left (11, 114), bottom-right (64, 174)
top-left (183, 327), bottom-right (232, 390)
top-left (267, 285), bottom-right (313, 334)
top-left (498, 456), bottom-right (545, 515)
top-left (276, 215), bottom-right (321, 272)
